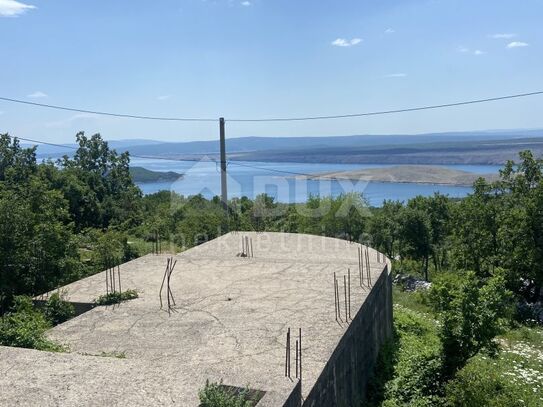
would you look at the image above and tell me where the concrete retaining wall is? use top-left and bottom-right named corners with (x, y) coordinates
top-left (303, 264), bottom-right (393, 407)
top-left (256, 380), bottom-right (302, 407)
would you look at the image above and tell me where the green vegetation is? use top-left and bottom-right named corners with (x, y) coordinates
top-left (1, 131), bottom-right (542, 402)
top-left (367, 287), bottom-right (543, 406)
top-left (43, 291), bottom-right (75, 325)
top-left (0, 132), bottom-right (142, 311)
top-left (94, 289), bottom-right (139, 306)
top-left (129, 166), bottom-right (182, 183)
top-left (198, 380), bottom-right (258, 407)
top-left (0, 296), bottom-right (63, 351)
top-left (98, 350), bottom-right (127, 359)
top-left (367, 304), bottom-right (443, 406)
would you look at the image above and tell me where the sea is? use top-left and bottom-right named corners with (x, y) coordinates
top-left (131, 158), bottom-right (502, 207)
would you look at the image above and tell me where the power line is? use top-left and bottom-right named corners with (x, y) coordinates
top-left (0, 97), bottom-right (217, 122)
top-left (9, 134), bottom-right (314, 177)
top-left (1, 90), bottom-right (542, 123)
top-left (228, 91), bottom-right (543, 122)
top-left (7, 135), bottom-right (209, 163)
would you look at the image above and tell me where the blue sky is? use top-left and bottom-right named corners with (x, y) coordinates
top-left (0, 0), bottom-right (542, 143)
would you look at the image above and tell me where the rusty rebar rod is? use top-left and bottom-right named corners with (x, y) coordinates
top-left (335, 273), bottom-right (342, 322)
top-left (343, 275), bottom-right (348, 324)
top-left (105, 264), bottom-right (109, 295)
top-left (286, 328), bottom-right (291, 378)
top-left (295, 339), bottom-right (299, 378)
top-left (368, 249), bottom-right (372, 286)
top-left (168, 259), bottom-right (178, 306)
top-left (285, 330), bottom-right (288, 377)
top-left (348, 268), bottom-right (351, 320)
top-left (333, 273), bottom-right (338, 321)
top-left (117, 264), bottom-right (121, 294)
top-left (159, 258), bottom-right (170, 309)
top-left (358, 246), bottom-right (363, 287)
top-left (166, 261), bottom-right (171, 315)
top-left (299, 328), bottom-right (302, 386)
top-left (111, 259), bottom-right (116, 294)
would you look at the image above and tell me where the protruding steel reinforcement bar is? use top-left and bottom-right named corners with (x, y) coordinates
top-left (285, 328), bottom-right (291, 378)
top-left (334, 272), bottom-right (342, 322)
top-left (295, 339), bottom-right (299, 378)
top-left (105, 264), bottom-right (109, 295)
top-left (285, 329), bottom-right (288, 377)
top-left (348, 268), bottom-right (351, 320)
top-left (333, 273), bottom-right (338, 321)
top-left (168, 260), bottom-right (178, 306)
top-left (343, 275), bottom-right (348, 324)
top-left (159, 257), bottom-right (170, 309)
top-left (366, 247), bottom-right (372, 286)
top-left (111, 258), bottom-right (116, 293)
top-left (117, 264), bottom-right (121, 294)
top-left (299, 328), bottom-right (302, 388)
top-left (358, 246), bottom-right (363, 287)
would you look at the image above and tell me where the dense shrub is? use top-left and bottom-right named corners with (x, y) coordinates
top-left (431, 270), bottom-right (513, 377)
top-left (367, 305), bottom-right (444, 406)
top-left (445, 359), bottom-right (528, 407)
top-left (198, 380), bottom-right (256, 407)
top-left (94, 289), bottom-right (138, 306)
top-left (0, 296), bottom-right (62, 351)
top-left (43, 292), bottom-right (75, 325)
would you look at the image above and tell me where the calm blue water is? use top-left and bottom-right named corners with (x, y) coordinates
top-left (132, 158), bottom-right (501, 207)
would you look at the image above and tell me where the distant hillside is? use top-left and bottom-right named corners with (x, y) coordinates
top-left (232, 136), bottom-right (543, 165)
top-left (25, 129), bottom-right (543, 165)
top-left (301, 165), bottom-right (499, 186)
top-left (28, 139), bottom-right (164, 158)
top-left (122, 129), bottom-right (543, 158)
top-left (129, 167), bottom-right (182, 183)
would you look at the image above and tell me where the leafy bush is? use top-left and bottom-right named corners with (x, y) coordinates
top-left (367, 305), bottom-right (445, 406)
top-left (94, 289), bottom-right (138, 306)
top-left (198, 381), bottom-right (257, 407)
top-left (431, 270), bottom-right (513, 377)
top-left (43, 292), bottom-right (75, 325)
top-left (0, 296), bottom-right (62, 351)
top-left (444, 358), bottom-right (530, 407)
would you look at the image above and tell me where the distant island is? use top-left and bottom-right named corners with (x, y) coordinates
top-left (129, 166), bottom-right (183, 183)
top-left (298, 165), bottom-right (499, 186)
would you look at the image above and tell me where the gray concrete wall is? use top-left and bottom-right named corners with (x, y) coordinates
top-left (303, 264), bottom-right (393, 407)
top-left (256, 381), bottom-right (301, 407)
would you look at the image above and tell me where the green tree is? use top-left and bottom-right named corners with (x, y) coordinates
top-left (398, 207), bottom-right (432, 280)
top-left (451, 179), bottom-right (500, 276)
top-left (60, 132), bottom-right (142, 230)
top-left (368, 200), bottom-right (402, 258)
top-left (0, 134), bottom-right (37, 184)
top-left (0, 181), bottom-right (80, 305)
top-left (431, 270), bottom-right (513, 378)
top-left (408, 194), bottom-right (451, 272)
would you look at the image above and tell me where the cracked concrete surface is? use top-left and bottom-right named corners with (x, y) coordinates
top-left (0, 232), bottom-right (388, 406)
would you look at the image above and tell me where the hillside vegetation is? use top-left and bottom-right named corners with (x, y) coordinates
top-left (1, 131), bottom-right (542, 405)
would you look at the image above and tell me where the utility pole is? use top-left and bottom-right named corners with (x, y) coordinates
top-left (219, 117), bottom-right (228, 212)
